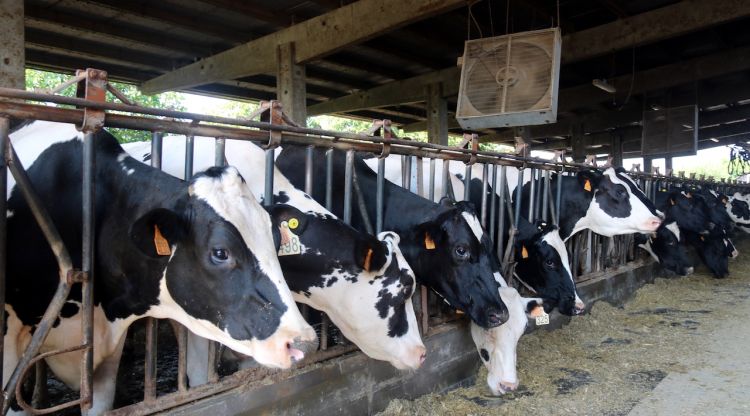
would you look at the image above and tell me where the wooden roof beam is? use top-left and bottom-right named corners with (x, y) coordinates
top-left (141, 0), bottom-right (466, 94)
top-left (305, 0), bottom-right (750, 116)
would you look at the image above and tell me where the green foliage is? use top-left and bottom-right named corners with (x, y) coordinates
top-left (24, 69), bottom-right (185, 143)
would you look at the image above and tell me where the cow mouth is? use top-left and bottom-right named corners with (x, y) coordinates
top-left (287, 342), bottom-right (305, 363)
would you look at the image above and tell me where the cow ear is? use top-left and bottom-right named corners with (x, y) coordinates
top-left (577, 171), bottom-right (600, 192)
top-left (265, 204), bottom-right (309, 236)
top-left (130, 208), bottom-right (187, 258)
top-left (416, 221), bottom-right (443, 251)
top-left (525, 299), bottom-right (545, 318)
top-left (438, 197), bottom-right (455, 208)
top-left (356, 237), bottom-right (388, 272)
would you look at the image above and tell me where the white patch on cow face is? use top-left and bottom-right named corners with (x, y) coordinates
top-left (577, 168), bottom-right (661, 237)
top-left (638, 238), bottom-right (659, 262)
top-left (470, 287), bottom-right (529, 395)
top-left (541, 229), bottom-right (583, 309)
top-left (6, 210), bottom-right (13, 218)
top-left (665, 221), bottom-right (681, 242)
top-left (461, 211), bottom-right (484, 242)
top-left (494, 272), bottom-right (507, 287)
top-left (188, 168), bottom-right (313, 366)
top-left (295, 232), bottom-right (425, 370)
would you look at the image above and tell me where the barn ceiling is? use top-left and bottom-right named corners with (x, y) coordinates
top-left (20, 0), bottom-right (750, 155)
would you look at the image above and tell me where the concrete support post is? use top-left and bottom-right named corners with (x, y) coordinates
top-left (611, 133), bottom-right (623, 167)
top-left (665, 156), bottom-right (673, 172)
top-left (426, 83), bottom-right (447, 145)
top-left (0, 0), bottom-right (24, 89)
top-left (643, 157), bottom-right (653, 173)
top-left (277, 42), bottom-right (307, 126)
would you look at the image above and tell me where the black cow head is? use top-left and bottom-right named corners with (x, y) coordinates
top-left (636, 221), bottom-right (693, 276)
top-left (265, 204), bottom-right (426, 370)
top-left (409, 199), bottom-right (509, 329)
top-left (693, 190), bottom-right (734, 233)
top-left (661, 191), bottom-right (711, 234)
top-left (514, 220), bottom-right (584, 316)
top-left (130, 166), bottom-right (314, 369)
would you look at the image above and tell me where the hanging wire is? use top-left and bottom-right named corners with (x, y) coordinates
top-left (488, 0), bottom-right (495, 37)
top-left (505, 0), bottom-right (510, 35)
top-left (467, 1), bottom-right (483, 40)
top-left (616, 46), bottom-right (636, 111)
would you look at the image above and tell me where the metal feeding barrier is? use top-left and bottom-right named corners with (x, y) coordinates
top-left (0, 69), bottom-right (748, 415)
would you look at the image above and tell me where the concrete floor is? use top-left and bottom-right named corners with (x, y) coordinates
top-left (628, 281), bottom-right (750, 416)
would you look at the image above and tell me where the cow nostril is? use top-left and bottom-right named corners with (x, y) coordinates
top-left (499, 381), bottom-right (518, 392)
top-left (488, 309), bottom-right (509, 326)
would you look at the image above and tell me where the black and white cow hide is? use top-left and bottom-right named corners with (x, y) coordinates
top-left (6, 121), bottom-right (314, 414)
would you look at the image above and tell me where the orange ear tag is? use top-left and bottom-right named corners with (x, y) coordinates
top-left (584, 179), bottom-right (592, 192)
top-left (363, 248), bottom-right (373, 272)
top-left (521, 245), bottom-right (529, 259)
top-left (529, 305), bottom-right (545, 318)
top-left (153, 225), bottom-right (171, 256)
top-left (424, 233), bottom-right (436, 250)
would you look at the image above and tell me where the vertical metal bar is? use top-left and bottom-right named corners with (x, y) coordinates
top-left (463, 164), bottom-right (471, 201)
top-left (214, 138), bottom-right (226, 167)
top-left (80, 131), bottom-right (95, 411)
top-left (527, 168), bottom-right (536, 221)
top-left (420, 285), bottom-right (429, 334)
top-left (480, 164), bottom-right (489, 228)
top-left (555, 170), bottom-right (563, 226)
top-left (416, 156), bottom-right (424, 197)
top-left (343, 149), bottom-right (354, 224)
top-left (376, 158), bottom-right (385, 234)
top-left (143, 319), bottom-right (157, 402)
top-left (184, 135), bottom-right (194, 180)
top-left (305, 145), bottom-right (314, 195)
top-left (325, 149), bottom-right (333, 211)
top-left (514, 169), bottom-right (523, 226)
top-left (585, 230), bottom-right (593, 274)
top-left (150, 131), bottom-right (163, 170)
top-left (442, 159), bottom-right (450, 199)
top-left (497, 166), bottom-right (507, 259)
top-left (541, 170), bottom-right (550, 222)
top-left (429, 158), bottom-right (436, 202)
top-left (264, 149), bottom-right (274, 207)
top-left (0, 118), bottom-right (8, 387)
top-left (489, 164), bottom-right (498, 244)
top-left (533, 169), bottom-right (542, 221)
top-left (403, 156), bottom-right (412, 191)
top-left (206, 342), bottom-right (218, 383)
top-left (176, 326), bottom-right (188, 392)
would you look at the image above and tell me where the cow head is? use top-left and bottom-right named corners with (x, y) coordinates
top-left (514, 220), bottom-right (585, 316)
top-left (408, 200), bottom-right (509, 329)
top-left (134, 166), bottom-right (315, 369)
top-left (693, 228), bottom-right (731, 279)
top-left (636, 221), bottom-right (693, 276)
top-left (471, 287), bottom-right (543, 395)
top-left (266, 204), bottom-right (426, 370)
top-left (575, 168), bottom-right (661, 237)
top-left (693, 190), bottom-right (734, 233)
top-left (660, 191), bottom-right (711, 234)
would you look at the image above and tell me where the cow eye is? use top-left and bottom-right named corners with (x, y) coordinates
top-left (455, 246), bottom-right (469, 259)
top-left (617, 189), bottom-right (627, 198)
top-left (211, 248), bottom-right (230, 263)
top-left (545, 259), bottom-right (555, 268)
top-left (667, 241), bottom-right (675, 246)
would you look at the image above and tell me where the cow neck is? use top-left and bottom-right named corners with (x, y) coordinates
top-left (555, 175), bottom-right (594, 241)
top-left (397, 204), bottom-right (452, 286)
top-left (92, 131), bottom-right (187, 322)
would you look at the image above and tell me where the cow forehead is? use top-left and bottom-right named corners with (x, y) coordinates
top-left (664, 221), bottom-right (681, 241)
top-left (460, 211), bottom-right (484, 242)
top-left (541, 230), bottom-right (573, 281)
top-left (608, 169), bottom-right (659, 215)
top-left (188, 167), bottom-right (275, 260)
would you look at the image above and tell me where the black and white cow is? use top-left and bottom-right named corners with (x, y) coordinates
top-left (470, 283), bottom-right (543, 396)
top-left (520, 168), bottom-right (663, 241)
top-left (362, 157), bottom-right (584, 316)
top-left (276, 148), bottom-right (509, 328)
top-left (725, 193), bottom-right (750, 232)
top-left (634, 221), bottom-right (694, 276)
top-left (123, 137), bottom-right (426, 371)
top-left (6, 121), bottom-right (314, 413)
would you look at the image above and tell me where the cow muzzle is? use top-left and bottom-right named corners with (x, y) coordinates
top-left (643, 216), bottom-right (662, 232)
top-left (494, 380), bottom-right (519, 395)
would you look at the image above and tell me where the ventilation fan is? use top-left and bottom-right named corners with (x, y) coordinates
top-left (456, 27), bottom-right (561, 129)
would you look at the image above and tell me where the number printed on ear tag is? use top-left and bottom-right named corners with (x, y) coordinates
top-left (278, 221), bottom-right (301, 256)
top-left (535, 311), bottom-right (550, 326)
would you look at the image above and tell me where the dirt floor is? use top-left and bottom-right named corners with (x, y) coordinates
top-left (379, 238), bottom-right (750, 416)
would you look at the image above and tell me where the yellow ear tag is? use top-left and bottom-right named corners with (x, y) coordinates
top-left (521, 245), bottom-right (529, 259)
top-left (424, 233), bottom-right (436, 250)
top-left (153, 225), bottom-right (171, 256)
top-left (288, 218), bottom-right (299, 230)
top-left (363, 248), bottom-right (373, 272)
top-left (584, 179), bottom-right (592, 192)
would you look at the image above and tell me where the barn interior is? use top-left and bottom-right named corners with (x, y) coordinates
top-left (1, 0), bottom-right (750, 414)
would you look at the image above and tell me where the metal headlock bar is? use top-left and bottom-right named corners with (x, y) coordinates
top-left (0, 69), bottom-right (748, 415)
